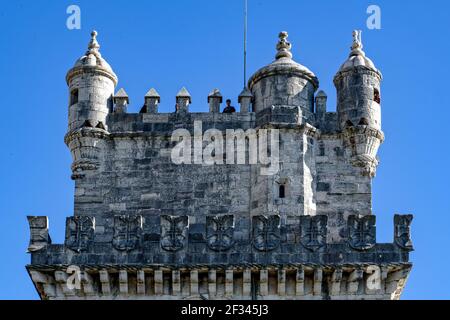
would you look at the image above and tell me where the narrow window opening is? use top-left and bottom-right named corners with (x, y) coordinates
top-left (107, 95), bottom-right (114, 113)
top-left (374, 88), bottom-right (381, 104)
top-left (359, 117), bottom-right (369, 126)
top-left (70, 89), bottom-right (79, 106)
top-left (96, 121), bottom-right (106, 130)
top-left (319, 142), bottom-right (325, 156)
top-left (279, 185), bottom-right (286, 199)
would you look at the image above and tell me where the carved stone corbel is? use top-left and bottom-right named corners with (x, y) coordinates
top-left (347, 269), bottom-right (363, 294)
top-left (330, 268), bottom-right (343, 296)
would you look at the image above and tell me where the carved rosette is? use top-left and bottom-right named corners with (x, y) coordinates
top-left (206, 215), bottom-right (235, 252)
top-left (160, 215), bottom-right (189, 252)
top-left (299, 215), bottom-right (328, 251)
top-left (65, 216), bottom-right (95, 252)
top-left (113, 215), bottom-right (143, 251)
top-left (348, 215), bottom-right (376, 251)
top-left (252, 215), bottom-right (281, 252)
top-left (394, 215), bottom-right (413, 251)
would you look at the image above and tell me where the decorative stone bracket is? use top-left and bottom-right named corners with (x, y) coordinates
top-left (64, 127), bottom-right (110, 180)
top-left (342, 126), bottom-right (385, 178)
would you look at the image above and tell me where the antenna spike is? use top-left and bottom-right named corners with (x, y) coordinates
top-left (244, 0), bottom-right (248, 88)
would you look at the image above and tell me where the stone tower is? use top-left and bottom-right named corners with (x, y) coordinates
top-left (334, 30), bottom-right (383, 177)
top-left (26, 30), bottom-right (413, 300)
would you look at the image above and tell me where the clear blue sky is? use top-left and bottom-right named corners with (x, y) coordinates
top-left (0, 0), bottom-right (449, 300)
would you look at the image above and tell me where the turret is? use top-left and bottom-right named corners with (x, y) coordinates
top-left (334, 31), bottom-right (384, 177)
top-left (66, 31), bottom-right (117, 131)
top-left (248, 32), bottom-right (318, 120)
top-left (64, 31), bottom-right (117, 179)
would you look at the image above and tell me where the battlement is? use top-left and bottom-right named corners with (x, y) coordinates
top-left (78, 85), bottom-right (342, 136)
top-left (111, 87), bottom-right (252, 114)
top-left (68, 84), bottom-right (342, 136)
top-left (107, 112), bottom-right (255, 134)
top-left (26, 214), bottom-right (413, 300)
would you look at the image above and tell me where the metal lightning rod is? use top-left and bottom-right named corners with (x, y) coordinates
top-left (244, 0), bottom-right (248, 88)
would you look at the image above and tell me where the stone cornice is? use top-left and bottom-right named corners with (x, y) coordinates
top-left (27, 263), bottom-right (412, 300)
top-left (258, 123), bottom-right (321, 138)
top-left (27, 262), bottom-right (413, 272)
top-left (248, 63), bottom-right (319, 90)
top-left (343, 125), bottom-right (385, 143)
top-left (66, 65), bottom-right (118, 86)
top-left (333, 65), bottom-right (383, 84)
top-left (64, 127), bottom-right (110, 146)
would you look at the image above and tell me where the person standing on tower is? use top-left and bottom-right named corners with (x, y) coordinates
top-left (223, 99), bottom-right (236, 113)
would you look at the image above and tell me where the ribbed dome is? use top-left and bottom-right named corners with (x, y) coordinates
top-left (67, 31), bottom-right (117, 84)
top-left (74, 52), bottom-right (114, 73)
top-left (337, 30), bottom-right (380, 74)
top-left (248, 32), bottom-right (319, 89)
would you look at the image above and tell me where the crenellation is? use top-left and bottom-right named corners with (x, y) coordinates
top-left (208, 89), bottom-right (223, 113)
top-left (176, 87), bottom-right (191, 113)
top-left (143, 88), bottom-right (161, 114)
top-left (113, 88), bottom-right (129, 114)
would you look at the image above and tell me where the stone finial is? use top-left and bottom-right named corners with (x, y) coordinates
top-left (144, 88), bottom-right (160, 113)
top-left (87, 30), bottom-right (101, 55)
top-left (350, 30), bottom-right (365, 56)
top-left (114, 88), bottom-right (129, 113)
top-left (208, 89), bottom-right (222, 113)
top-left (176, 87), bottom-right (191, 113)
top-left (276, 31), bottom-right (293, 60)
top-left (238, 87), bottom-right (253, 113)
top-left (351, 30), bottom-right (363, 50)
